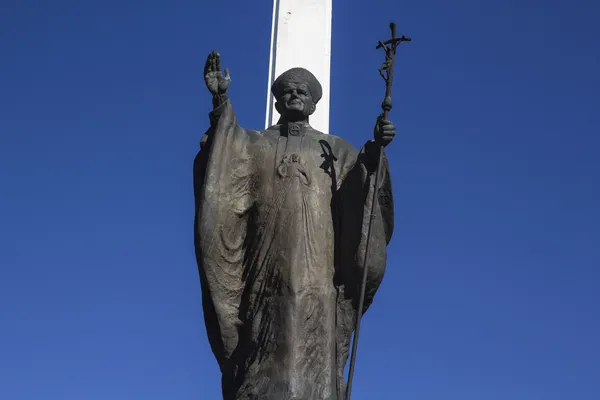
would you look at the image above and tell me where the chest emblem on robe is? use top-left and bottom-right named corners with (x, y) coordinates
top-left (277, 152), bottom-right (311, 186)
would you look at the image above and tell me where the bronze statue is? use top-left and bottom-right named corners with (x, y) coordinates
top-left (193, 50), bottom-right (396, 400)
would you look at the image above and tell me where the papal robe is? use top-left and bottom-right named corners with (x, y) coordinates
top-left (193, 100), bottom-right (394, 400)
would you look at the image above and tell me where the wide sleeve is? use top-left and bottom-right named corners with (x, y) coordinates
top-left (193, 100), bottom-right (258, 372)
top-left (335, 142), bottom-right (394, 314)
top-left (332, 141), bottom-right (394, 397)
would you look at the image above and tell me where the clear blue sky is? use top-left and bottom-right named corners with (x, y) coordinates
top-left (1, 0), bottom-right (599, 399)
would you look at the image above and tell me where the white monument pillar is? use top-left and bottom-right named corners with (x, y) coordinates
top-left (265, 0), bottom-right (333, 133)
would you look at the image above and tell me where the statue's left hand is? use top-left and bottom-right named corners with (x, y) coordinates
top-left (374, 115), bottom-right (396, 147)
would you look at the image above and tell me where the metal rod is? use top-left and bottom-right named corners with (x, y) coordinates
top-left (344, 21), bottom-right (410, 400)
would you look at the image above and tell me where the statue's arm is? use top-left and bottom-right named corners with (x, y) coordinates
top-left (200, 50), bottom-right (230, 150)
top-left (336, 142), bottom-right (393, 313)
top-left (200, 99), bottom-right (228, 149)
top-left (211, 92), bottom-right (228, 110)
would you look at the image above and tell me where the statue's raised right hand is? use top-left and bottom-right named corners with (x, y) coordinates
top-left (204, 51), bottom-right (231, 96)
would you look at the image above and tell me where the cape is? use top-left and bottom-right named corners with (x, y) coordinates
top-left (193, 100), bottom-right (394, 400)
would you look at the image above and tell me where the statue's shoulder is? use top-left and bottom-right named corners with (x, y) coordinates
top-left (308, 130), bottom-right (358, 154)
top-left (261, 125), bottom-right (282, 139)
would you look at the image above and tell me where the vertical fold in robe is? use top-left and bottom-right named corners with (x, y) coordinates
top-left (334, 144), bottom-right (394, 398)
top-left (193, 100), bottom-right (259, 373)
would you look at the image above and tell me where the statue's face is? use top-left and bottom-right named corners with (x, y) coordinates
top-left (275, 81), bottom-right (315, 120)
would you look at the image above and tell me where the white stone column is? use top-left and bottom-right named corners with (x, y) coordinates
top-left (265, 0), bottom-right (332, 133)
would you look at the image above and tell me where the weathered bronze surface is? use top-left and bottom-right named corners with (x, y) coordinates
top-left (193, 50), bottom-right (396, 400)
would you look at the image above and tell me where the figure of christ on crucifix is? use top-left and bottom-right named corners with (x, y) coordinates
top-left (193, 51), bottom-right (396, 400)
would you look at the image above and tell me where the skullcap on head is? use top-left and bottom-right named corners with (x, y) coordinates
top-left (271, 67), bottom-right (323, 103)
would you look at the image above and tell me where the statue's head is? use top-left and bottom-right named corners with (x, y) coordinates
top-left (272, 68), bottom-right (322, 123)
